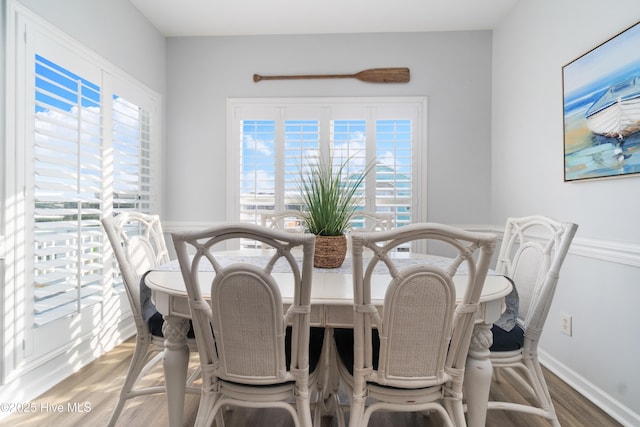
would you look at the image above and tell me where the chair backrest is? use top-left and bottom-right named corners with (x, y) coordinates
top-left (172, 223), bottom-right (315, 385)
top-left (261, 210), bottom-right (307, 232)
top-left (351, 223), bottom-right (496, 389)
top-left (350, 211), bottom-right (394, 232)
top-left (101, 212), bottom-right (170, 327)
top-left (495, 216), bottom-right (578, 337)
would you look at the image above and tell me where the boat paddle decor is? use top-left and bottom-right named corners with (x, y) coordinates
top-left (253, 68), bottom-right (410, 84)
top-left (562, 20), bottom-right (640, 182)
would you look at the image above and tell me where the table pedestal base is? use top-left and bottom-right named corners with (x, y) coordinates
top-left (162, 315), bottom-right (190, 427)
top-left (464, 322), bottom-right (494, 427)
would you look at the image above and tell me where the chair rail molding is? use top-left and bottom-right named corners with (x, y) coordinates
top-left (568, 236), bottom-right (640, 268)
top-left (466, 224), bottom-right (640, 269)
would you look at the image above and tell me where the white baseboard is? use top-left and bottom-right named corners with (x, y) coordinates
top-left (539, 349), bottom-right (640, 427)
top-left (0, 319), bottom-right (136, 418)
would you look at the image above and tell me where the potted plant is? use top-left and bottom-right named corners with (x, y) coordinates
top-left (298, 155), bottom-right (372, 268)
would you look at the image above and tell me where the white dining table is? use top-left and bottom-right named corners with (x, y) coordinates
top-left (145, 250), bottom-right (512, 427)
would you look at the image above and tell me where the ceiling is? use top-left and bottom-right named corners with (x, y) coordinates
top-left (129, 0), bottom-right (521, 37)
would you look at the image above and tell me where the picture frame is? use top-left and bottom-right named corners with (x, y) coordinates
top-left (562, 20), bottom-right (640, 182)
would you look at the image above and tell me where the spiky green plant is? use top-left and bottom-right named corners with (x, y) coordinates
top-left (298, 156), bottom-right (372, 236)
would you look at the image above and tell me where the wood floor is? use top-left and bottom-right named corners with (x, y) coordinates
top-left (0, 338), bottom-right (621, 427)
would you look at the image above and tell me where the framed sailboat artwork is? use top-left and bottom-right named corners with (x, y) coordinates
top-left (562, 20), bottom-right (640, 181)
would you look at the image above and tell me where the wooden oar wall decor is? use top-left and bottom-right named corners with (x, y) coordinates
top-left (253, 67), bottom-right (410, 84)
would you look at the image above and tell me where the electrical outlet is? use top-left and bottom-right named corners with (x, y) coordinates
top-left (560, 313), bottom-right (572, 336)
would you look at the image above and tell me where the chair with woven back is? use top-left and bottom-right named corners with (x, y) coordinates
top-left (333, 223), bottom-right (497, 426)
top-left (101, 212), bottom-right (200, 427)
top-left (261, 210), bottom-right (307, 232)
top-left (487, 216), bottom-right (578, 426)
top-left (350, 211), bottom-right (394, 232)
top-left (171, 223), bottom-right (321, 427)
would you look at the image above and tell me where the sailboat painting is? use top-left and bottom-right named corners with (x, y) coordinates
top-left (563, 20), bottom-right (640, 182)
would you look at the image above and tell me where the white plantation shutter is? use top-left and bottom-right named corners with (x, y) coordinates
top-left (239, 120), bottom-right (276, 224)
top-left (33, 55), bottom-right (104, 326)
top-left (110, 95), bottom-right (155, 291)
top-left (113, 96), bottom-right (153, 213)
top-left (375, 120), bottom-right (412, 227)
top-left (228, 98), bottom-right (426, 244)
top-left (284, 120), bottom-right (320, 209)
top-left (331, 119), bottom-right (369, 219)
top-left (29, 53), bottom-right (159, 327)
top-left (238, 118), bottom-right (323, 220)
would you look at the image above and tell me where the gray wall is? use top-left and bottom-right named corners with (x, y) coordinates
top-left (1, 2), bottom-right (6, 231)
top-left (492, 0), bottom-right (640, 423)
top-left (17, 0), bottom-right (166, 93)
top-left (164, 32), bottom-right (493, 225)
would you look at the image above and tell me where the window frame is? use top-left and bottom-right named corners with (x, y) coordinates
top-left (226, 96), bottom-right (428, 232)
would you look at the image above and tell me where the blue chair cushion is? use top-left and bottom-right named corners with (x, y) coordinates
top-left (490, 323), bottom-right (525, 351)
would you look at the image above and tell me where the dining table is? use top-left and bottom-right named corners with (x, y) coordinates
top-left (145, 249), bottom-right (512, 427)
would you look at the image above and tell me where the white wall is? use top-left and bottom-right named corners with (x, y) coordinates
top-left (164, 32), bottom-right (493, 226)
top-left (492, 0), bottom-right (640, 424)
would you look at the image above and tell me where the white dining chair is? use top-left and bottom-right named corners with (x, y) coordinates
top-left (261, 210), bottom-right (307, 232)
top-left (349, 211), bottom-right (394, 232)
top-left (101, 212), bottom-right (200, 427)
top-left (333, 223), bottom-right (497, 426)
top-left (487, 216), bottom-right (578, 426)
top-left (172, 223), bottom-right (321, 427)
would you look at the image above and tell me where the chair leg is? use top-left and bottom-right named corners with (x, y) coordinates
top-left (214, 410), bottom-right (226, 427)
top-left (526, 358), bottom-right (559, 425)
top-left (107, 396), bottom-right (127, 427)
top-left (107, 340), bottom-right (156, 427)
top-left (195, 391), bottom-right (222, 427)
top-left (296, 394), bottom-right (313, 427)
top-left (445, 400), bottom-right (465, 427)
top-left (348, 396), bottom-right (365, 427)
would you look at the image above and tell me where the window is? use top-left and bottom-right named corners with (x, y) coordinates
top-left (112, 95), bottom-right (153, 213)
top-left (227, 97), bottom-right (427, 242)
top-left (14, 11), bottom-right (161, 361)
top-left (31, 55), bottom-right (156, 327)
top-left (32, 54), bottom-right (105, 326)
top-left (375, 119), bottom-right (413, 227)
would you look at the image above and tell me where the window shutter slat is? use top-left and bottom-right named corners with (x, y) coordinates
top-left (239, 120), bottom-right (276, 226)
top-left (110, 96), bottom-right (155, 288)
top-left (376, 119), bottom-right (412, 228)
top-left (33, 54), bottom-right (105, 326)
top-left (284, 120), bottom-right (319, 207)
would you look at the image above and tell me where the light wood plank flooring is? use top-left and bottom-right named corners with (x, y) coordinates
top-left (0, 338), bottom-right (621, 427)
